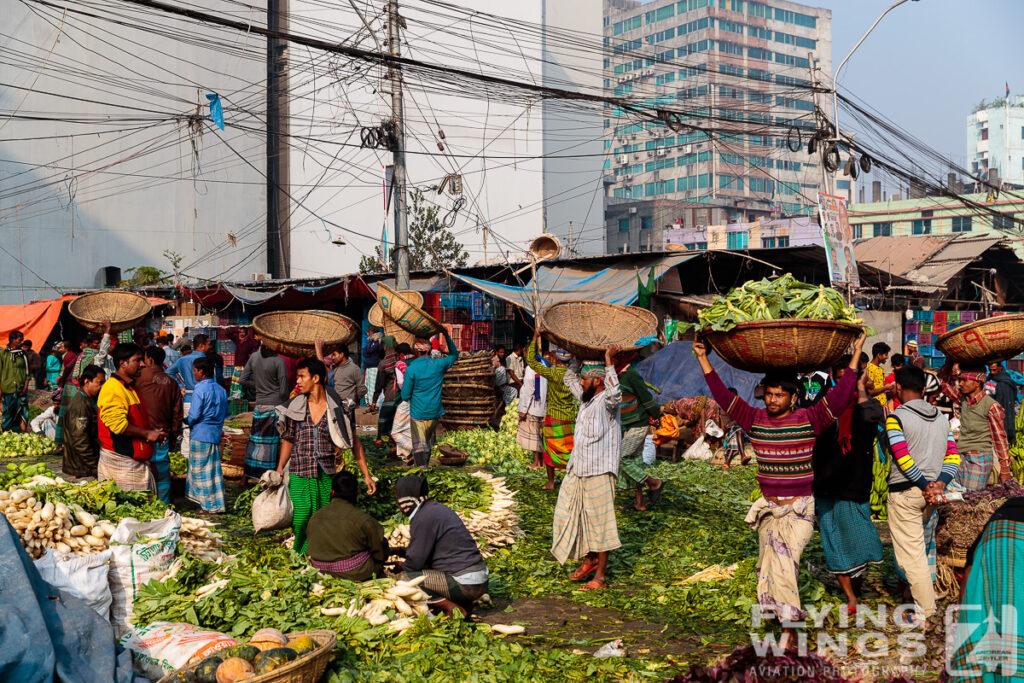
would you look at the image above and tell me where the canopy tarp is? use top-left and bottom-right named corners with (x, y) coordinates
top-left (634, 341), bottom-right (761, 406)
top-left (184, 276), bottom-right (374, 309)
top-left (0, 295), bottom-right (170, 348)
top-left (449, 254), bottom-right (696, 314)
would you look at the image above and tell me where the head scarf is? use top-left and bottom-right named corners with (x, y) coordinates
top-left (395, 475), bottom-right (429, 515)
top-left (959, 365), bottom-right (987, 383)
top-left (552, 347), bottom-right (571, 362)
top-left (906, 340), bottom-right (919, 348)
top-left (414, 340), bottom-right (431, 354)
top-left (581, 362), bottom-right (605, 379)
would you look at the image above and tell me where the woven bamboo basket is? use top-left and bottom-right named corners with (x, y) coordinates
top-left (254, 310), bottom-right (358, 357)
top-left (539, 301), bottom-right (658, 360)
top-left (157, 630), bottom-right (336, 683)
top-left (530, 233), bottom-right (561, 261)
top-left (368, 292), bottom-right (422, 347)
top-left (442, 352), bottom-right (497, 425)
top-left (68, 291), bottom-right (152, 333)
top-left (376, 283), bottom-right (443, 338)
top-left (935, 313), bottom-right (1024, 363)
top-left (437, 444), bottom-right (469, 466)
top-left (702, 319), bottom-right (863, 373)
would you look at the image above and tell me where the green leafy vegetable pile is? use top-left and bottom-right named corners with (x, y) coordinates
top-left (1, 461), bottom-right (54, 488)
top-left (0, 431), bottom-right (56, 458)
top-left (35, 479), bottom-right (169, 522)
top-left (437, 400), bottom-right (530, 475)
top-left (682, 273), bottom-right (865, 334)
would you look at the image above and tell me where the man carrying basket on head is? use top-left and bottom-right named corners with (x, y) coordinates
top-left (693, 333), bottom-right (865, 648)
top-left (527, 328), bottom-right (579, 490)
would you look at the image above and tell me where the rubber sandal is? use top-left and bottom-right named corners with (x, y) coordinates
top-left (578, 579), bottom-right (606, 591)
top-left (570, 560), bottom-right (598, 581)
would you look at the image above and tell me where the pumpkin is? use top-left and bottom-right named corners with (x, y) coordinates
top-left (215, 657), bottom-right (255, 683)
top-left (171, 671), bottom-right (197, 683)
top-left (249, 628), bottom-right (287, 648)
top-left (220, 644), bottom-right (261, 663)
top-left (253, 647), bottom-right (299, 674)
top-left (193, 656), bottom-right (223, 683)
top-left (285, 635), bottom-right (317, 655)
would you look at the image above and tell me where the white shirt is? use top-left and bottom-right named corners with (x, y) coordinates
top-left (518, 366), bottom-right (547, 418)
top-left (505, 352), bottom-right (525, 385)
top-left (563, 362), bottom-right (621, 478)
top-left (31, 406), bottom-right (58, 434)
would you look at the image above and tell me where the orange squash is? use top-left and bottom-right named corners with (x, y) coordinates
top-left (215, 658), bottom-right (254, 683)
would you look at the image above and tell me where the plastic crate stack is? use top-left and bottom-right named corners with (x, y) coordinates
top-left (218, 339), bottom-right (236, 367)
top-left (904, 309), bottom-right (1000, 369)
top-left (492, 320), bottom-right (515, 348)
top-left (471, 321), bottom-right (491, 351)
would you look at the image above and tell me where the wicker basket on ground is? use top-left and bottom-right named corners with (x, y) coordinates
top-left (935, 313), bottom-right (1024, 364)
top-left (68, 291), bottom-right (152, 333)
top-left (368, 298), bottom-right (417, 347)
top-left (702, 319), bottom-right (862, 373)
top-left (441, 351), bottom-right (497, 430)
top-left (376, 283), bottom-right (443, 338)
top-left (157, 630), bottom-right (336, 683)
top-left (539, 301), bottom-right (658, 361)
top-left (253, 310), bottom-right (358, 357)
top-left (437, 444), bottom-right (469, 466)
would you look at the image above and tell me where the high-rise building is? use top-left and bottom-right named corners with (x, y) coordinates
top-left (967, 96), bottom-right (1024, 186)
top-left (603, 0), bottom-right (836, 248)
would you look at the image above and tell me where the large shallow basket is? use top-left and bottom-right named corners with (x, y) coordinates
top-left (377, 283), bottom-right (443, 338)
top-left (253, 310), bottom-right (358, 357)
top-left (703, 319), bottom-right (862, 373)
top-left (368, 293), bottom-right (421, 347)
top-left (530, 233), bottom-right (561, 261)
top-left (539, 301), bottom-right (658, 360)
top-left (158, 630), bottom-right (336, 683)
top-left (935, 313), bottom-right (1024, 364)
top-left (68, 291), bottom-right (151, 333)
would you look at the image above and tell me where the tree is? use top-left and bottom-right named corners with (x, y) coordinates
top-left (120, 266), bottom-right (166, 286)
top-left (359, 188), bottom-right (469, 274)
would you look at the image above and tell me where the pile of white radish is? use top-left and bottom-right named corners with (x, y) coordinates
top-left (387, 472), bottom-right (521, 559)
top-left (0, 486), bottom-right (116, 559)
top-left (176, 514), bottom-right (227, 562)
top-left (319, 575), bottom-right (432, 632)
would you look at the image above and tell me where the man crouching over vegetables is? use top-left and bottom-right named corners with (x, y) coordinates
top-left (693, 334), bottom-right (865, 647)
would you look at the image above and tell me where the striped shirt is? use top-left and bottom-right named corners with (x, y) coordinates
top-left (706, 369), bottom-right (856, 498)
top-left (563, 362), bottom-right (621, 478)
top-left (525, 340), bottom-right (578, 422)
top-left (618, 366), bottom-right (660, 429)
top-left (885, 399), bottom-right (960, 491)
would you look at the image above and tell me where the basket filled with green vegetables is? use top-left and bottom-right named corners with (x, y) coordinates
top-left (684, 274), bottom-right (865, 373)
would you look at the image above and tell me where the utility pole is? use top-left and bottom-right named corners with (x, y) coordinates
top-left (808, 54), bottom-right (832, 196)
top-left (388, 0), bottom-right (410, 289)
top-left (266, 0), bottom-right (290, 278)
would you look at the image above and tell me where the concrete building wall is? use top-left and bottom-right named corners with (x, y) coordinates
top-left (0, 1), bottom-right (268, 303)
top-left (967, 98), bottom-right (1024, 185)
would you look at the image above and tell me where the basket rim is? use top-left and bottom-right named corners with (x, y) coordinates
top-left (253, 310), bottom-right (359, 348)
top-left (158, 629), bottom-right (336, 683)
top-left (702, 318), bottom-right (865, 336)
top-left (67, 290), bottom-right (152, 325)
top-left (376, 283), bottom-right (444, 337)
top-left (935, 312), bottom-right (1024, 354)
top-left (538, 300), bottom-right (658, 354)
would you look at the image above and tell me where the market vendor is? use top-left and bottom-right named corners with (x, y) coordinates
top-left (693, 334), bottom-right (864, 644)
top-left (392, 475), bottom-right (489, 617)
top-left (136, 346), bottom-right (183, 503)
top-left (240, 335), bottom-right (290, 481)
top-left (185, 357), bottom-right (228, 513)
top-left (60, 365), bottom-right (104, 479)
top-left (276, 358), bottom-right (376, 554)
top-left (615, 353), bottom-right (663, 511)
top-left (526, 328), bottom-right (578, 490)
top-left (306, 471), bottom-right (388, 581)
top-left (955, 365), bottom-right (1012, 489)
top-left (0, 330), bottom-right (30, 433)
top-left (400, 331), bottom-right (459, 467)
top-left (372, 336), bottom-right (399, 451)
top-left (550, 346), bottom-right (623, 591)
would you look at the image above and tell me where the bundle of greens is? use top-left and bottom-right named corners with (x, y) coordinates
top-left (680, 274), bottom-right (865, 334)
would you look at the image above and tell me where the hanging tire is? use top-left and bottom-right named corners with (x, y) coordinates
top-left (823, 145), bottom-right (841, 173)
top-left (807, 137), bottom-right (817, 155)
top-left (844, 157), bottom-right (859, 179)
top-left (859, 155), bottom-right (872, 174)
top-left (787, 127), bottom-right (801, 152)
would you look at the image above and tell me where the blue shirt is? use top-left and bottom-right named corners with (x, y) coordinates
top-left (185, 378), bottom-right (228, 444)
top-left (400, 339), bottom-right (458, 421)
top-left (161, 345), bottom-right (181, 368)
top-left (166, 351), bottom-right (205, 391)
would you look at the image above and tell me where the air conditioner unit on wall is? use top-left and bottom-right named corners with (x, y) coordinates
top-left (251, 272), bottom-right (271, 281)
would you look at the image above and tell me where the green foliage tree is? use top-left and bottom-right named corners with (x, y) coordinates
top-left (359, 188), bottom-right (470, 274)
top-left (120, 266), bottom-right (166, 287)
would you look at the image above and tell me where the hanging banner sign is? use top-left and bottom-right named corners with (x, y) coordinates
top-left (817, 193), bottom-right (859, 288)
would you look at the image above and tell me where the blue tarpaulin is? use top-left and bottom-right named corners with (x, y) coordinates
top-left (634, 341), bottom-right (762, 406)
top-left (449, 254), bottom-right (695, 314)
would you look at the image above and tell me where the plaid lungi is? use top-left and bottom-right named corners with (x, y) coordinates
top-left (391, 402), bottom-right (412, 458)
top-left (948, 517), bottom-right (1024, 680)
top-left (1, 393), bottom-right (27, 432)
top-left (956, 451), bottom-right (994, 491)
top-left (97, 449), bottom-right (155, 492)
top-left (362, 368), bottom-right (378, 406)
top-left (399, 568), bottom-right (489, 610)
top-left (289, 471), bottom-right (333, 554)
top-left (516, 414), bottom-right (543, 453)
top-left (410, 418), bottom-right (439, 467)
top-left (745, 496), bottom-right (815, 623)
top-left (186, 441), bottom-right (226, 513)
top-left (617, 425), bottom-right (649, 490)
top-left (150, 442), bottom-right (172, 504)
top-left (245, 406), bottom-right (281, 480)
top-left (311, 550), bottom-right (372, 574)
top-left (815, 498), bottom-right (883, 576)
top-left (550, 471), bottom-right (620, 564)
top-left (543, 416), bottom-right (574, 470)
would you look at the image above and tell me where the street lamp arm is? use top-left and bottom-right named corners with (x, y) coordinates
top-left (831, 0), bottom-right (914, 139)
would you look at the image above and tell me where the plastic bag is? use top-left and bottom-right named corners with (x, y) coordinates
top-left (593, 639), bottom-right (626, 658)
top-left (34, 548), bottom-right (113, 619)
top-left (253, 470), bottom-right (293, 534)
top-left (642, 434), bottom-right (657, 466)
top-left (119, 621), bottom-right (238, 680)
top-left (682, 436), bottom-right (713, 461)
top-left (109, 514), bottom-right (181, 638)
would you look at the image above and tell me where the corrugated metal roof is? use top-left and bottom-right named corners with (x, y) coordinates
top-left (854, 234), bottom-right (1004, 287)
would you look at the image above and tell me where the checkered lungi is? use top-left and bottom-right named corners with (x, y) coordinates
top-left (391, 402), bottom-right (412, 458)
top-left (550, 471), bottom-right (621, 564)
top-left (97, 449), bottom-right (155, 492)
top-left (410, 418), bottom-right (439, 467)
top-left (186, 441), bottom-right (226, 513)
top-left (956, 451), bottom-right (993, 491)
top-left (245, 406), bottom-right (281, 481)
top-left (516, 414), bottom-right (543, 453)
top-left (617, 425), bottom-right (649, 490)
top-left (746, 495), bottom-right (815, 623)
top-left (289, 471), bottom-right (333, 554)
top-left (815, 497), bottom-right (884, 577)
top-left (362, 367), bottom-right (378, 406)
top-left (400, 565), bottom-right (489, 610)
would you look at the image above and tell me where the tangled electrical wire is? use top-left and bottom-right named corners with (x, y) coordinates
top-left (360, 121), bottom-right (397, 150)
top-left (442, 195), bottom-right (466, 229)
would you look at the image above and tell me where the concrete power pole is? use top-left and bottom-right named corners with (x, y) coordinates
top-left (388, 0), bottom-right (410, 289)
top-left (267, 0), bottom-right (290, 278)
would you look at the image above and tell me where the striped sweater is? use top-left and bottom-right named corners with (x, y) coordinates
top-left (705, 369), bottom-right (856, 498)
top-left (885, 399), bottom-right (960, 492)
top-left (618, 367), bottom-right (660, 429)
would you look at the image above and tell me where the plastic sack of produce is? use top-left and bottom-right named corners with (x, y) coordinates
top-left (34, 548), bottom-right (113, 619)
top-left (252, 470), bottom-right (293, 533)
top-left (119, 621), bottom-right (238, 680)
top-left (109, 513), bottom-right (181, 638)
top-left (642, 434), bottom-right (657, 466)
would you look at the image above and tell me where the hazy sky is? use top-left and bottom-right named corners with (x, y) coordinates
top-left (815, 0), bottom-right (1022, 168)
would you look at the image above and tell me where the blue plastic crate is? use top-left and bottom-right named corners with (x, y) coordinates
top-left (904, 333), bottom-right (918, 344)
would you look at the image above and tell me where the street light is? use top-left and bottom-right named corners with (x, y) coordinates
top-left (831, 0), bottom-right (919, 142)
